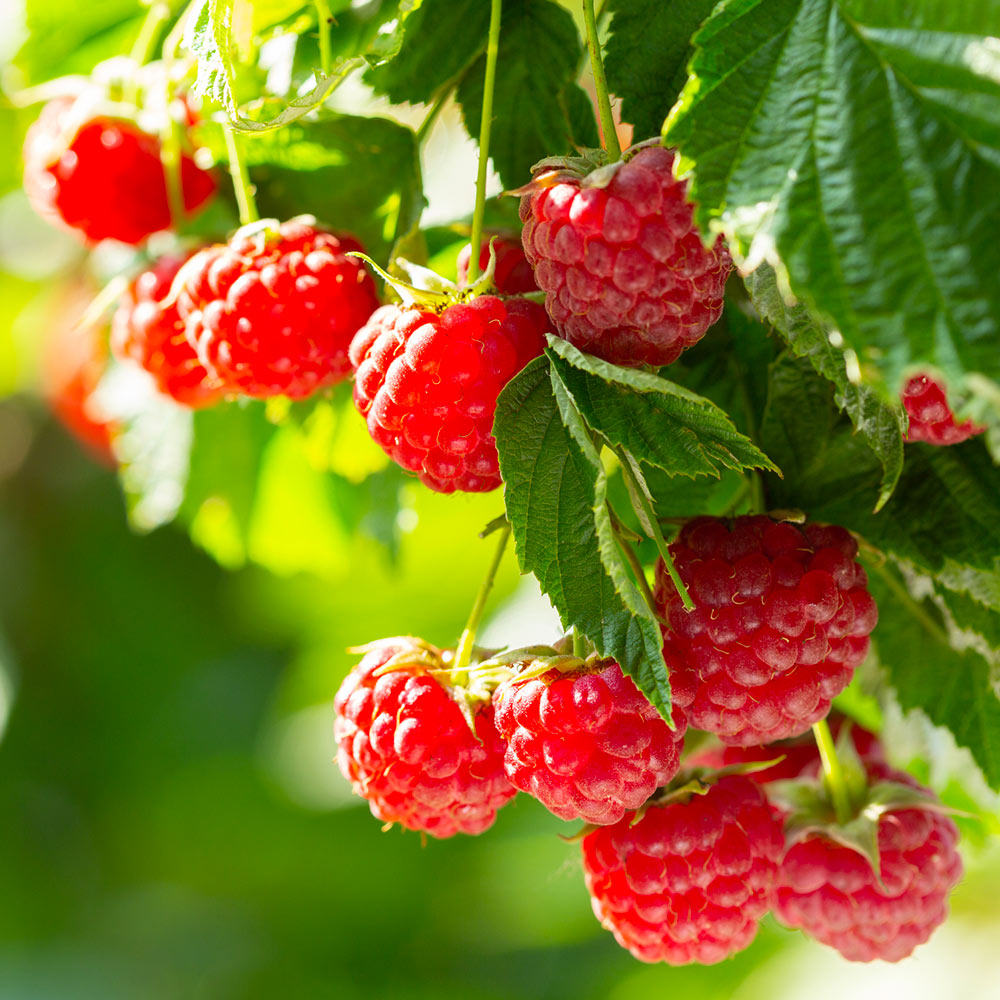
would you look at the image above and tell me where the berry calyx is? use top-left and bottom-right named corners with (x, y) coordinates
top-left (111, 254), bottom-right (225, 408)
top-left (902, 373), bottom-right (985, 446)
top-left (175, 217), bottom-right (379, 399)
top-left (581, 774), bottom-right (784, 964)
top-left (518, 141), bottom-right (731, 368)
top-left (457, 236), bottom-right (539, 294)
top-left (492, 651), bottom-right (686, 825)
top-left (655, 515), bottom-right (878, 746)
top-left (23, 94), bottom-right (215, 245)
top-left (349, 287), bottom-right (547, 494)
top-left (333, 637), bottom-right (516, 838)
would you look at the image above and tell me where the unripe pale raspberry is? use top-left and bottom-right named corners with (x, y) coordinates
top-left (492, 658), bottom-right (686, 825)
top-left (774, 767), bottom-right (963, 962)
top-left (457, 236), bottom-right (539, 294)
top-left (111, 254), bottom-right (224, 408)
top-left (519, 144), bottom-right (731, 367)
top-left (582, 775), bottom-right (784, 964)
top-left (655, 516), bottom-right (878, 746)
top-left (175, 218), bottom-right (379, 399)
top-left (23, 96), bottom-right (215, 245)
top-left (349, 295), bottom-right (547, 493)
top-left (333, 638), bottom-right (515, 838)
top-left (902, 373), bottom-right (985, 446)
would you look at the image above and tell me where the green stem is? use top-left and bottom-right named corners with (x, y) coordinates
top-left (161, 107), bottom-right (185, 227)
top-left (223, 124), bottom-right (259, 225)
top-left (314, 0), bottom-right (333, 76)
top-left (728, 353), bottom-right (766, 514)
top-left (617, 452), bottom-right (694, 611)
top-left (467, 0), bottom-right (502, 283)
top-left (614, 527), bottom-right (660, 618)
top-left (813, 718), bottom-right (851, 825)
top-left (130, 1), bottom-right (172, 66)
top-left (416, 86), bottom-right (451, 146)
top-left (582, 0), bottom-right (620, 162)
top-left (572, 627), bottom-right (590, 660)
top-left (453, 522), bottom-right (511, 672)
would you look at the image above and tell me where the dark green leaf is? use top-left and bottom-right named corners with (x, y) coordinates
top-left (665, 0), bottom-right (1000, 394)
top-left (604, 0), bottom-right (717, 138)
top-left (494, 357), bottom-right (671, 716)
top-left (746, 263), bottom-right (905, 509)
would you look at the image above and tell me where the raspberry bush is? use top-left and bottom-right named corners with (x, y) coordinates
top-left (9, 0), bottom-right (1000, 984)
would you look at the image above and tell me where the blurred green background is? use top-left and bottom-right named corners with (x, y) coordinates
top-left (2, 1), bottom-right (1000, 996)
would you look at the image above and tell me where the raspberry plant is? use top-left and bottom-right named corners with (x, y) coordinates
top-left (10, 0), bottom-right (1000, 974)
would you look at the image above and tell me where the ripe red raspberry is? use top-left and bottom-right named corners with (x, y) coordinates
top-left (902, 374), bottom-right (985, 446)
top-left (175, 218), bottom-right (378, 399)
top-left (582, 775), bottom-right (784, 964)
top-left (457, 236), bottom-right (539, 294)
top-left (655, 516), bottom-right (878, 746)
top-left (333, 637), bottom-right (515, 838)
top-left (23, 96), bottom-right (215, 245)
top-left (349, 295), bottom-right (547, 493)
top-left (519, 143), bottom-right (731, 368)
top-left (492, 657), bottom-right (686, 825)
top-left (111, 254), bottom-right (224, 408)
top-left (774, 768), bottom-right (963, 962)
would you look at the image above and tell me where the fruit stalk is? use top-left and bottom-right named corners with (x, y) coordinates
top-left (130, 1), bottom-right (173, 67)
top-left (812, 717), bottom-right (852, 825)
top-left (314, 0), bottom-right (333, 75)
top-left (582, 0), bottom-right (620, 162)
top-left (453, 521), bottom-right (512, 671)
top-left (223, 124), bottom-right (259, 226)
top-left (467, 0), bottom-right (502, 283)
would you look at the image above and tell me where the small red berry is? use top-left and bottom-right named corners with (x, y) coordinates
top-left (333, 637), bottom-right (515, 838)
top-left (774, 767), bottom-right (963, 962)
top-left (176, 218), bottom-right (379, 399)
top-left (656, 516), bottom-right (878, 746)
top-left (457, 236), bottom-right (539, 294)
top-left (23, 96), bottom-right (215, 245)
top-left (582, 775), bottom-right (784, 964)
top-left (519, 144), bottom-right (731, 368)
top-left (902, 373), bottom-right (985, 446)
top-left (349, 295), bottom-right (547, 493)
top-left (492, 657), bottom-right (686, 825)
top-left (111, 254), bottom-right (224, 408)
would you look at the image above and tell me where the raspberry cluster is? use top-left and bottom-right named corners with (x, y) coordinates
top-left (175, 218), bottom-right (379, 399)
top-left (656, 516), bottom-right (878, 746)
top-left (902, 374), bottom-right (985, 446)
top-left (519, 144), bottom-right (731, 368)
top-left (111, 254), bottom-right (224, 408)
top-left (23, 96), bottom-right (215, 245)
top-left (349, 295), bottom-right (547, 493)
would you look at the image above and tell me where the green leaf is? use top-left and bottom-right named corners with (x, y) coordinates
top-left (457, 0), bottom-right (596, 189)
top-left (665, 0), bottom-right (1000, 394)
top-left (867, 559), bottom-right (1000, 790)
top-left (604, 0), bottom-right (717, 139)
top-left (746, 263), bottom-right (905, 509)
top-left (547, 337), bottom-right (777, 479)
top-left (494, 357), bottom-right (671, 717)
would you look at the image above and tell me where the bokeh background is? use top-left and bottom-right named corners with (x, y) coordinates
top-left (1, 2), bottom-right (1000, 997)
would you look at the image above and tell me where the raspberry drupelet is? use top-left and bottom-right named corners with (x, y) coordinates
top-left (582, 775), bottom-right (784, 964)
top-left (492, 656), bottom-right (686, 825)
top-left (656, 516), bottom-right (878, 746)
top-left (333, 637), bottom-right (515, 838)
top-left (519, 143), bottom-right (731, 368)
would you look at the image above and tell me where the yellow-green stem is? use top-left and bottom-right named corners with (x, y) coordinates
top-left (454, 522), bottom-right (511, 671)
top-left (223, 124), bottom-right (258, 225)
top-left (583, 0), bottom-right (620, 162)
top-left (415, 86), bottom-right (451, 146)
top-left (813, 718), bottom-right (851, 825)
top-left (314, 0), bottom-right (333, 76)
top-left (467, 0), bottom-right (502, 283)
top-left (130, 1), bottom-right (172, 66)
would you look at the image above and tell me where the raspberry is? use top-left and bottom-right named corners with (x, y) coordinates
top-left (774, 767), bottom-right (963, 962)
top-left (492, 657), bottom-right (686, 825)
top-left (902, 374), bottom-right (985, 446)
top-left (111, 254), bottom-right (224, 408)
top-left (176, 218), bottom-right (379, 399)
top-left (457, 236), bottom-right (539, 294)
top-left (655, 516), bottom-right (878, 746)
top-left (333, 637), bottom-right (516, 838)
top-left (519, 143), bottom-right (731, 367)
top-left (23, 96), bottom-right (215, 245)
top-left (349, 294), bottom-right (547, 493)
top-left (582, 775), bottom-right (784, 964)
